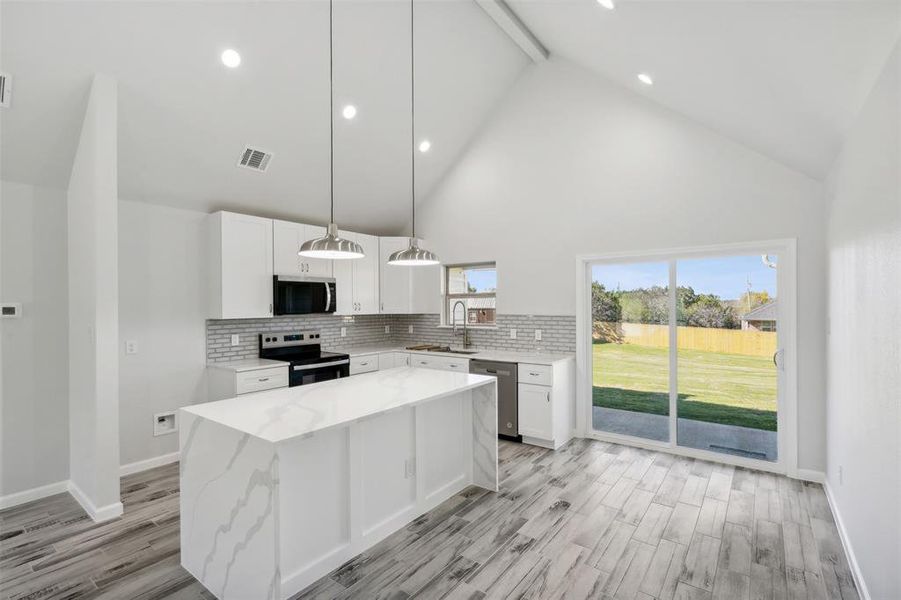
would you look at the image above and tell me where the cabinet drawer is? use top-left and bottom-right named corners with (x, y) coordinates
top-left (439, 357), bottom-right (470, 372)
top-left (350, 355), bottom-right (379, 375)
top-left (410, 355), bottom-right (469, 372)
top-left (236, 366), bottom-right (288, 395)
top-left (518, 363), bottom-right (553, 386)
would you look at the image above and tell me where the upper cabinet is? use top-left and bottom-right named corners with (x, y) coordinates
top-left (379, 237), bottom-right (441, 314)
top-left (334, 230), bottom-right (379, 315)
top-left (208, 211), bottom-right (274, 319)
top-left (273, 219), bottom-right (332, 278)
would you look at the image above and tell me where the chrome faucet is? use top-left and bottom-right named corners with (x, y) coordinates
top-left (451, 300), bottom-right (471, 348)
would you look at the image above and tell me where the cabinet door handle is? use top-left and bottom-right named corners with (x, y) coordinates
top-left (530, 372), bottom-right (540, 376)
top-left (449, 364), bottom-right (458, 368)
top-left (269, 303), bottom-right (273, 314)
top-left (258, 377), bottom-right (270, 382)
top-left (546, 392), bottom-right (550, 402)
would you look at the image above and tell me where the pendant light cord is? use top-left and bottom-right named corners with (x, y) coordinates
top-left (410, 0), bottom-right (416, 239)
top-left (329, 0), bottom-right (335, 224)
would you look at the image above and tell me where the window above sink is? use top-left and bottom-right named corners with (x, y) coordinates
top-left (444, 262), bottom-right (497, 327)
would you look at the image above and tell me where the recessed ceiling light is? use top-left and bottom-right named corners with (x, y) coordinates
top-left (637, 73), bottom-right (654, 86)
top-left (418, 140), bottom-right (431, 153)
top-left (342, 105), bottom-right (357, 120)
top-left (221, 49), bottom-right (241, 68)
top-left (597, 0), bottom-right (615, 10)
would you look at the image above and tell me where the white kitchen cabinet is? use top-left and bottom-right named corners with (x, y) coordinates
top-left (378, 352), bottom-right (410, 369)
top-left (334, 230), bottom-right (380, 315)
top-left (378, 237), bottom-right (440, 314)
top-left (410, 354), bottom-right (470, 373)
top-left (208, 211), bottom-right (274, 319)
top-left (379, 237), bottom-right (411, 313)
top-left (516, 360), bottom-right (574, 450)
top-left (207, 362), bottom-right (289, 401)
top-left (350, 354), bottom-right (379, 375)
top-left (273, 219), bottom-right (332, 278)
top-left (518, 383), bottom-right (553, 440)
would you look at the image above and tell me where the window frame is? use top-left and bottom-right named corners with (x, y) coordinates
top-left (443, 262), bottom-right (497, 328)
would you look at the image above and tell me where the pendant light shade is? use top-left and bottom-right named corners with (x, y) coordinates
top-left (388, 0), bottom-right (438, 267)
top-left (299, 0), bottom-right (364, 261)
top-left (299, 223), bottom-right (364, 259)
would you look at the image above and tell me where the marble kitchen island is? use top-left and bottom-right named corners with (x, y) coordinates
top-left (178, 367), bottom-right (498, 600)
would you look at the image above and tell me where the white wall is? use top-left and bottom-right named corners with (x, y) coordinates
top-left (0, 180), bottom-right (69, 498)
top-left (118, 200), bottom-right (208, 468)
top-left (67, 74), bottom-right (121, 519)
top-left (418, 58), bottom-right (828, 471)
top-left (825, 41), bottom-right (900, 600)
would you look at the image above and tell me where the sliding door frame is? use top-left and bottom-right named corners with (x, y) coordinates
top-left (575, 239), bottom-right (798, 477)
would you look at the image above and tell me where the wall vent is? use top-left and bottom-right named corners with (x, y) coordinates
top-left (237, 146), bottom-right (272, 172)
top-left (0, 72), bottom-right (11, 108)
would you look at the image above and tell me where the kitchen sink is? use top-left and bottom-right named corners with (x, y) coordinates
top-left (425, 347), bottom-right (479, 355)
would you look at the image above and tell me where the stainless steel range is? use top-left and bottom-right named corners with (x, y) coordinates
top-left (259, 331), bottom-right (349, 386)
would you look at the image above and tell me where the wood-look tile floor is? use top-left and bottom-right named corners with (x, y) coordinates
top-left (0, 439), bottom-right (857, 600)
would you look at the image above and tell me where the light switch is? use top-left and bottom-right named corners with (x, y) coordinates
top-left (408, 325), bottom-right (414, 334)
top-left (510, 329), bottom-right (517, 339)
top-left (125, 340), bottom-right (138, 355)
top-left (341, 327), bottom-right (347, 337)
top-left (534, 329), bottom-right (542, 341)
top-left (385, 325), bottom-right (390, 334)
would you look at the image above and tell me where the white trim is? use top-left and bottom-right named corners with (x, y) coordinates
top-left (67, 480), bottom-right (123, 523)
top-left (796, 468), bottom-right (825, 484)
top-left (575, 238), bottom-right (799, 476)
top-left (824, 480), bottom-right (871, 600)
top-left (0, 480), bottom-right (69, 510)
top-left (119, 451), bottom-right (180, 477)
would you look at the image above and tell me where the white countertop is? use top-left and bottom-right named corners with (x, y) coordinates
top-left (182, 367), bottom-right (495, 443)
top-left (329, 343), bottom-right (574, 365)
top-left (206, 358), bottom-right (289, 372)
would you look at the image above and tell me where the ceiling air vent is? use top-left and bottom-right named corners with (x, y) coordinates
top-left (0, 72), bottom-right (11, 108)
top-left (237, 146), bottom-right (272, 172)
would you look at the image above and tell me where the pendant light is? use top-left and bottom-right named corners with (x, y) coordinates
top-left (300, 0), bottom-right (364, 260)
top-left (388, 0), bottom-right (439, 266)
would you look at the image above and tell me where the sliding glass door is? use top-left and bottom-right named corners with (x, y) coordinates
top-left (589, 249), bottom-right (784, 465)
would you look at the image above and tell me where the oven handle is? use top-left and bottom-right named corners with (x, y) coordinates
top-left (293, 359), bottom-right (349, 371)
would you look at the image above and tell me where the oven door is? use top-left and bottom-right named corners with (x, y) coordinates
top-left (290, 359), bottom-right (350, 386)
top-left (273, 276), bottom-right (336, 315)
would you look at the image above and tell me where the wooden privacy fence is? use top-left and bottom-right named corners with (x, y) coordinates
top-left (594, 321), bottom-right (777, 357)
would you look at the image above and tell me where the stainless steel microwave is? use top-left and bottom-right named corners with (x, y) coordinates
top-left (272, 276), bottom-right (336, 315)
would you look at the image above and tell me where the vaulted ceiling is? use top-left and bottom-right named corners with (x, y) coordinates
top-left (508, 0), bottom-right (900, 180)
top-left (0, 0), bottom-right (529, 234)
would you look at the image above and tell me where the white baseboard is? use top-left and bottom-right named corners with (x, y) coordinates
top-left (67, 480), bottom-right (123, 523)
top-left (823, 480), bottom-right (871, 600)
top-left (796, 468), bottom-right (825, 483)
top-left (0, 480), bottom-right (69, 510)
top-left (120, 451), bottom-right (180, 477)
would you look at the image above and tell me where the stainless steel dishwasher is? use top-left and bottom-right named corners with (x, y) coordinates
top-left (470, 360), bottom-right (519, 441)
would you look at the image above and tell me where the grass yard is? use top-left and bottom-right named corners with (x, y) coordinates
top-left (592, 342), bottom-right (777, 431)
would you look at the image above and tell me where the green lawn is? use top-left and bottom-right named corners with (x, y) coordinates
top-left (592, 342), bottom-right (777, 431)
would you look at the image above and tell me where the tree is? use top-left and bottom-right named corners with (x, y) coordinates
top-left (737, 290), bottom-right (771, 314)
top-left (591, 282), bottom-right (621, 322)
top-left (684, 294), bottom-right (738, 329)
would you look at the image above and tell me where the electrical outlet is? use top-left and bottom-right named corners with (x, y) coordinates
top-left (153, 411), bottom-right (177, 436)
top-left (230, 334), bottom-right (240, 346)
top-left (534, 329), bottom-right (542, 341)
top-left (408, 325), bottom-right (414, 334)
top-left (341, 326), bottom-right (347, 337)
top-left (404, 458), bottom-right (416, 479)
top-left (385, 325), bottom-right (390, 334)
top-left (125, 340), bottom-right (138, 355)
top-left (838, 465), bottom-right (843, 485)
top-left (510, 329), bottom-right (517, 339)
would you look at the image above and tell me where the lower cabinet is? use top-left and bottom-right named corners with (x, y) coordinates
top-left (207, 365), bottom-right (289, 401)
top-left (350, 355), bottom-right (379, 375)
top-left (516, 360), bottom-right (574, 450)
top-left (518, 383), bottom-right (553, 440)
top-left (409, 355), bottom-right (470, 373)
top-left (379, 352), bottom-right (411, 370)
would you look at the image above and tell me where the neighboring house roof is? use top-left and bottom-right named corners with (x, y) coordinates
top-left (741, 301), bottom-right (777, 322)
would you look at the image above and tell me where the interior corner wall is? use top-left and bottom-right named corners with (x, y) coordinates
top-left (825, 40), bottom-right (900, 600)
top-left (0, 180), bottom-right (69, 499)
top-left (417, 57), bottom-right (829, 472)
top-left (118, 200), bottom-right (208, 469)
top-left (67, 73), bottom-right (121, 519)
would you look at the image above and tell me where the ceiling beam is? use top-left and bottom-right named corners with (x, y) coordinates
top-left (475, 0), bottom-right (549, 63)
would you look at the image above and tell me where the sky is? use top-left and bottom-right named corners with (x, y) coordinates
top-left (591, 255), bottom-right (777, 300)
top-left (466, 268), bottom-right (497, 292)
